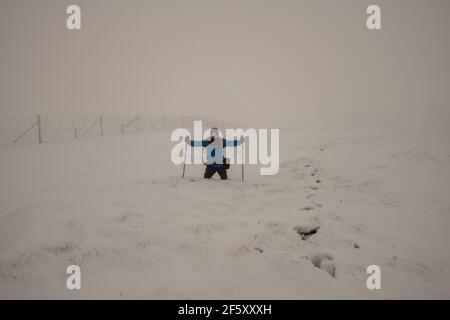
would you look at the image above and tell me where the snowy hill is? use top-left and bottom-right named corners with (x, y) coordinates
top-left (1, 114), bottom-right (450, 299)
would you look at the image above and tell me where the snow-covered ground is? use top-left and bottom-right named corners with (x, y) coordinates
top-left (1, 108), bottom-right (450, 299)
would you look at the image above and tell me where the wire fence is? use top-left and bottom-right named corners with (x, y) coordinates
top-left (0, 114), bottom-right (235, 147)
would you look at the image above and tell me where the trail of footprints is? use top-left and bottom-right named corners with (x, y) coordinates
top-left (294, 158), bottom-right (363, 278)
top-left (178, 155), bottom-right (359, 280)
top-left (299, 163), bottom-right (323, 213)
top-left (294, 162), bottom-right (338, 277)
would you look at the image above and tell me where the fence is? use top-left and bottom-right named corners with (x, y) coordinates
top-left (0, 114), bottom-right (234, 146)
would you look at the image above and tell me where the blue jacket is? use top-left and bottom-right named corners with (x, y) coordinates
top-left (190, 138), bottom-right (241, 168)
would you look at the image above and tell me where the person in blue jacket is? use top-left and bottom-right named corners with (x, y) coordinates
top-left (185, 127), bottom-right (243, 180)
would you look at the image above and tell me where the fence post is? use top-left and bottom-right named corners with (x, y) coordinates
top-left (37, 115), bottom-right (42, 143)
top-left (72, 120), bottom-right (77, 139)
top-left (137, 115), bottom-right (140, 133)
top-left (99, 115), bottom-right (103, 136)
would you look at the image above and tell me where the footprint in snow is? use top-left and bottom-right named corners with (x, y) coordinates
top-left (313, 202), bottom-right (323, 208)
top-left (310, 252), bottom-right (336, 277)
top-left (294, 224), bottom-right (320, 240)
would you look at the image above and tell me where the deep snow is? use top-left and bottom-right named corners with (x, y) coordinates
top-left (1, 110), bottom-right (450, 299)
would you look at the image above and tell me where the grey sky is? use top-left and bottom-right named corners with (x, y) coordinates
top-left (1, 0), bottom-right (449, 126)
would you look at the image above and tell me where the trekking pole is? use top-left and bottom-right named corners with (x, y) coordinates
top-left (241, 141), bottom-right (244, 182)
top-left (182, 137), bottom-right (188, 178)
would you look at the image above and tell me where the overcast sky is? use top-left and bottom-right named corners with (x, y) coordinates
top-left (1, 0), bottom-right (449, 126)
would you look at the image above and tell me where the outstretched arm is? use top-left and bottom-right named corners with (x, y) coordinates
top-left (185, 136), bottom-right (209, 147)
top-left (224, 137), bottom-right (245, 147)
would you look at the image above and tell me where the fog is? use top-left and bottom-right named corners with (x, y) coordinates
top-left (1, 0), bottom-right (449, 127)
